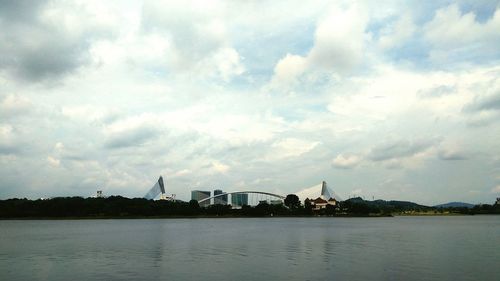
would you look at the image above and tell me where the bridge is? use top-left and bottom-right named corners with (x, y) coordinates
top-left (144, 176), bottom-right (341, 207)
top-left (197, 191), bottom-right (285, 207)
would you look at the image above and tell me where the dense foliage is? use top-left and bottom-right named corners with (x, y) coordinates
top-left (0, 195), bottom-right (498, 218)
top-left (0, 196), bottom-right (297, 218)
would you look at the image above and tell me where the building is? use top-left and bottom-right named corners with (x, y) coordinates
top-left (159, 193), bottom-right (176, 201)
top-left (258, 199), bottom-right (283, 205)
top-left (231, 193), bottom-right (248, 207)
top-left (328, 197), bottom-right (338, 206)
top-left (495, 198), bottom-right (500, 206)
top-left (96, 190), bottom-right (103, 198)
top-left (306, 197), bottom-right (338, 211)
top-left (213, 189), bottom-right (228, 205)
top-left (296, 180), bottom-right (342, 203)
top-left (270, 199), bottom-right (283, 205)
top-left (191, 190), bottom-right (211, 207)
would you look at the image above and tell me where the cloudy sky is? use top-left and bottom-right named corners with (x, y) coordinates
top-left (1, 0), bottom-right (499, 205)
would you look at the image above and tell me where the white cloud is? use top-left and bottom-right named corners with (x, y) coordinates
top-left (172, 169), bottom-right (192, 178)
top-left (424, 5), bottom-right (500, 62)
top-left (0, 95), bottom-right (32, 117)
top-left (0, 124), bottom-right (19, 155)
top-left (308, 4), bottom-right (366, 72)
top-left (204, 47), bottom-right (245, 81)
top-left (272, 54), bottom-right (307, 86)
top-left (140, 0), bottom-right (246, 82)
top-left (271, 138), bottom-right (320, 159)
top-left (0, 124), bottom-right (13, 139)
top-left (491, 185), bottom-right (500, 194)
top-left (47, 156), bottom-right (60, 167)
top-left (377, 15), bottom-right (416, 50)
top-left (211, 161), bottom-right (230, 174)
top-left (332, 154), bottom-right (361, 169)
top-left (424, 5), bottom-right (500, 47)
top-left (61, 105), bottom-right (120, 123)
top-left (0, 1), bottom-right (499, 205)
top-left (270, 3), bottom-right (367, 86)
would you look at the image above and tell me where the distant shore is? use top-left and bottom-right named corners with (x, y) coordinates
top-left (0, 213), bottom-right (395, 220)
top-left (6, 213), bottom-right (500, 220)
top-left (1, 196), bottom-right (498, 219)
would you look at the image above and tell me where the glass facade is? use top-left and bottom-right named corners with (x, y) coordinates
top-left (191, 190), bottom-right (211, 207)
top-left (213, 189), bottom-right (228, 205)
top-left (231, 193), bottom-right (248, 207)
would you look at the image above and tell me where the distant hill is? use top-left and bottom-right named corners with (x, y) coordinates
top-left (434, 202), bottom-right (475, 209)
top-left (345, 197), bottom-right (430, 211)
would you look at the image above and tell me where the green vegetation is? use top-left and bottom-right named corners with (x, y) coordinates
top-left (0, 196), bottom-right (294, 218)
top-left (343, 197), bottom-right (500, 215)
top-left (284, 194), bottom-right (300, 209)
top-left (1, 195), bottom-right (498, 219)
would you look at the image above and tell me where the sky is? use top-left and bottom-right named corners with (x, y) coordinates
top-left (1, 0), bottom-right (499, 205)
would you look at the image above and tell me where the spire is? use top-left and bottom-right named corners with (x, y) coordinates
top-left (321, 181), bottom-right (332, 199)
top-left (158, 176), bottom-right (165, 194)
top-left (320, 181), bottom-right (343, 201)
top-left (144, 175), bottom-right (166, 200)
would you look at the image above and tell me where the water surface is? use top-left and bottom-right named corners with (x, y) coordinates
top-left (1, 216), bottom-right (499, 281)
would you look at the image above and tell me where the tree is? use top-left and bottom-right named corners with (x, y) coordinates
top-left (325, 204), bottom-right (337, 216)
top-left (189, 199), bottom-right (200, 209)
top-left (304, 199), bottom-right (313, 215)
top-left (284, 194), bottom-right (301, 209)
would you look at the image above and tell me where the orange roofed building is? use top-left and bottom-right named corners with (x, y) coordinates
top-left (306, 197), bottom-right (338, 211)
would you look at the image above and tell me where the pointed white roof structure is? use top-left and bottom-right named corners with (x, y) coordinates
top-left (295, 181), bottom-right (342, 202)
top-left (144, 176), bottom-right (166, 200)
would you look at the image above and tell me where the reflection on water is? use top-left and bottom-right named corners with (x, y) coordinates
top-left (1, 216), bottom-right (499, 281)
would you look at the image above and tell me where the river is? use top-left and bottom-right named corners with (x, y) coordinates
top-left (1, 216), bottom-right (499, 281)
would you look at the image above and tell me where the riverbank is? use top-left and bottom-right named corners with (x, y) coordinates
top-left (2, 196), bottom-right (498, 219)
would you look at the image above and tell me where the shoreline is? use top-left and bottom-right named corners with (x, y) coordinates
top-left (5, 214), bottom-right (499, 220)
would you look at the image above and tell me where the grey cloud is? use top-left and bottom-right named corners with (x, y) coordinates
top-left (58, 143), bottom-right (97, 162)
top-left (10, 41), bottom-right (89, 81)
top-left (0, 0), bottom-right (47, 22)
top-left (0, 1), bottom-right (114, 82)
top-left (99, 111), bottom-right (123, 125)
top-left (368, 139), bottom-right (436, 161)
top-left (462, 88), bottom-right (500, 127)
top-left (438, 149), bottom-right (468, 161)
top-left (104, 127), bottom-right (162, 149)
top-left (0, 143), bottom-right (21, 155)
top-left (0, 136), bottom-right (36, 155)
top-left (417, 85), bottom-right (456, 98)
top-left (465, 90), bottom-right (500, 112)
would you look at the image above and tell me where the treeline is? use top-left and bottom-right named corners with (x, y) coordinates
top-left (0, 196), bottom-right (307, 218)
top-left (1, 196), bottom-right (498, 218)
top-left (435, 204), bottom-right (500, 215)
top-left (343, 197), bottom-right (433, 214)
top-left (344, 197), bottom-right (500, 215)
